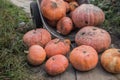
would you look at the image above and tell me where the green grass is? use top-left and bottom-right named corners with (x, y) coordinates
top-left (90, 0), bottom-right (120, 36)
top-left (0, 0), bottom-right (31, 80)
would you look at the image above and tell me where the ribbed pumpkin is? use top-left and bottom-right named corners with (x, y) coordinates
top-left (71, 4), bottom-right (105, 28)
top-left (23, 28), bottom-right (51, 47)
top-left (69, 45), bottom-right (98, 71)
top-left (57, 17), bottom-right (73, 35)
top-left (45, 55), bottom-right (69, 76)
top-left (45, 38), bottom-right (71, 58)
top-left (27, 45), bottom-right (46, 65)
top-left (101, 48), bottom-right (120, 73)
top-left (41, 0), bottom-right (66, 21)
top-left (75, 26), bottom-right (111, 53)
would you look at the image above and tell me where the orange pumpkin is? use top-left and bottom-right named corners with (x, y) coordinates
top-left (71, 4), bottom-right (105, 28)
top-left (75, 26), bottom-right (111, 53)
top-left (45, 38), bottom-right (71, 58)
top-left (57, 17), bottom-right (73, 35)
top-left (101, 48), bottom-right (120, 73)
top-left (69, 1), bottom-right (79, 11)
top-left (69, 45), bottom-right (98, 71)
top-left (27, 45), bottom-right (46, 65)
top-left (23, 28), bottom-right (51, 47)
top-left (45, 55), bottom-right (69, 76)
top-left (41, 0), bottom-right (66, 21)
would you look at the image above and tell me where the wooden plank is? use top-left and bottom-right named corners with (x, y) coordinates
top-left (76, 59), bottom-right (119, 80)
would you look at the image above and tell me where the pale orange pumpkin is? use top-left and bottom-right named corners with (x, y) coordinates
top-left (57, 17), bottom-right (73, 35)
top-left (45, 54), bottom-right (69, 76)
top-left (23, 28), bottom-right (51, 47)
top-left (101, 48), bottom-right (120, 73)
top-left (75, 26), bottom-right (111, 53)
top-left (69, 1), bottom-right (79, 11)
top-left (71, 4), bottom-right (105, 28)
top-left (27, 45), bottom-right (46, 65)
top-left (69, 45), bottom-right (98, 71)
top-left (41, 0), bottom-right (66, 21)
top-left (45, 38), bottom-right (71, 58)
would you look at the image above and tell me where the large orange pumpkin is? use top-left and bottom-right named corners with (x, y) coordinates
top-left (27, 45), bottom-right (46, 65)
top-left (23, 28), bottom-right (51, 47)
top-left (41, 0), bottom-right (66, 21)
top-left (45, 38), bottom-right (71, 58)
top-left (101, 48), bottom-right (120, 73)
top-left (69, 45), bottom-right (98, 71)
top-left (45, 54), bottom-right (69, 76)
top-left (57, 17), bottom-right (73, 35)
top-left (71, 4), bottom-right (105, 28)
top-left (75, 26), bottom-right (111, 53)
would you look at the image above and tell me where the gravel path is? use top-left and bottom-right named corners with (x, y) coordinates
top-left (10, 0), bottom-right (34, 13)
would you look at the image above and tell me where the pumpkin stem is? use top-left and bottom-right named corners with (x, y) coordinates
top-left (81, 32), bottom-right (85, 35)
top-left (51, 1), bottom-right (58, 8)
top-left (54, 39), bottom-right (61, 44)
top-left (64, 39), bottom-right (71, 45)
top-left (83, 51), bottom-right (87, 54)
top-left (93, 28), bottom-right (97, 30)
top-left (52, 57), bottom-right (55, 60)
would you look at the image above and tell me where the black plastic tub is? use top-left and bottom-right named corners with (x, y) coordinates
top-left (30, 0), bottom-right (90, 42)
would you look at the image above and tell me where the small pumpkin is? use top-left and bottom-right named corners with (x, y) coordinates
top-left (71, 4), bottom-right (105, 28)
top-left (57, 17), bottom-right (73, 35)
top-left (69, 45), bottom-right (98, 71)
top-left (69, 1), bottom-right (79, 11)
top-left (27, 45), bottom-right (46, 65)
top-left (45, 38), bottom-right (71, 58)
top-left (23, 28), bottom-right (51, 47)
top-left (75, 26), bottom-right (111, 53)
top-left (41, 0), bottom-right (66, 21)
top-left (101, 48), bottom-right (120, 73)
top-left (45, 54), bottom-right (69, 76)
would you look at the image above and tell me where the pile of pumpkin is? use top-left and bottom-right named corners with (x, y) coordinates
top-left (23, 0), bottom-right (120, 76)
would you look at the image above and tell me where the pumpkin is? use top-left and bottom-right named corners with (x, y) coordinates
top-left (75, 26), bottom-right (111, 53)
top-left (65, 1), bottom-right (70, 12)
top-left (27, 45), bottom-right (46, 65)
top-left (45, 54), bottom-right (69, 76)
top-left (71, 4), bottom-right (105, 28)
top-left (69, 1), bottom-right (79, 11)
top-left (69, 45), bottom-right (98, 71)
top-left (45, 38), bottom-right (71, 58)
top-left (101, 48), bottom-right (120, 73)
top-left (23, 28), bottom-right (51, 47)
top-left (41, 0), bottom-right (66, 21)
top-left (57, 17), bottom-right (73, 35)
